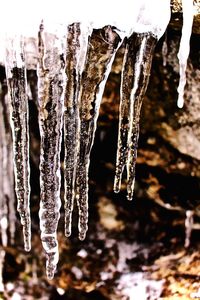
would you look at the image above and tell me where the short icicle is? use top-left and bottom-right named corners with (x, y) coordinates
top-left (114, 33), bottom-right (157, 200)
top-left (76, 26), bottom-right (122, 240)
top-left (5, 36), bottom-right (31, 251)
top-left (177, 0), bottom-right (194, 108)
top-left (64, 23), bottom-right (90, 237)
top-left (37, 22), bottom-right (66, 279)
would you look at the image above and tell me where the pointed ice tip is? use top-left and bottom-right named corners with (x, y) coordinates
top-left (47, 268), bottom-right (55, 280)
top-left (79, 232), bottom-right (86, 241)
top-left (177, 97), bottom-right (184, 109)
top-left (24, 240), bottom-right (31, 252)
top-left (113, 186), bottom-right (120, 194)
top-left (113, 177), bottom-right (121, 193)
top-left (127, 193), bottom-right (133, 201)
top-left (65, 229), bottom-right (71, 237)
top-left (114, 190), bottom-right (120, 194)
top-left (47, 273), bottom-right (54, 280)
top-left (24, 245), bottom-right (31, 252)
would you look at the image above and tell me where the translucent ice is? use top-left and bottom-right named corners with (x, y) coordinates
top-left (37, 22), bottom-right (66, 279)
top-left (184, 210), bottom-right (194, 248)
top-left (0, 0), bottom-right (173, 279)
top-left (64, 23), bottom-right (91, 237)
top-left (114, 0), bottom-right (170, 199)
top-left (76, 26), bottom-right (122, 240)
top-left (5, 36), bottom-right (31, 251)
top-left (114, 33), bottom-right (157, 200)
top-left (177, 0), bottom-right (194, 108)
top-left (0, 81), bottom-right (16, 245)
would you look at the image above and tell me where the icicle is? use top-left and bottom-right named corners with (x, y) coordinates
top-left (177, 0), bottom-right (194, 108)
top-left (5, 36), bottom-right (31, 251)
top-left (114, 0), bottom-right (171, 200)
top-left (75, 26), bottom-right (122, 240)
top-left (37, 22), bottom-right (66, 279)
top-left (0, 92), bottom-right (9, 292)
top-left (0, 81), bottom-right (16, 245)
top-left (64, 23), bottom-right (91, 237)
top-left (162, 32), bottom-right (168, 67)
top-left (114, 33), bottom-right (157, 199)
top-left (0, 98), bottom-right (5, 292)
top-left (184, 210), bottom-right (194, 248)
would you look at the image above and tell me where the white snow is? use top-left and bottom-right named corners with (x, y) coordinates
top-left (0, 0), bottom-right (170, 64)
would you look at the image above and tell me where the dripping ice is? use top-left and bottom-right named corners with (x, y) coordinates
top-left (37, 21), bottom-right (66, 279)
top-left (5, 36), bottom-right (31, 252)
top-left (0, 75), bottom-right (16, 291)
top-left (114, 0), bottom-right (171, 200)
top-left (75, 25), bottom-right (122, 240)
top-left (177, 0), bottom-right (194, 108)
top-left (2, 0), bottom-right (197, 280)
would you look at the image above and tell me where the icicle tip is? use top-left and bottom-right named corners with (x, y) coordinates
top-left (65, 228), bottom-right (72, 238)
top-left (79, 231), bottom-right (87, 241)
top-left (113, 178), bottom-right (121, 194)
top-left (177, 96), bottom-right (184, 109)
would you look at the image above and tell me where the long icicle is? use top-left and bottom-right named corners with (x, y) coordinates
top-left (177, 0), bottom-right (194, 108)
top-left (5, 36), bottom-right (31, 251)
top-left (0, 92), bottom-right (7, 292)
top-left (113, 37), bottom-right (130, 194)
top-left (0, 79), bottom-right (16, 245)
top-left (75, 26), bottom-right (122, 240)
top-left (37, 22), bottom-right (66, 279)
top-left (64, 23), bottom-right (90, 237)
top-left (114, 32), bottom-right (157, 200)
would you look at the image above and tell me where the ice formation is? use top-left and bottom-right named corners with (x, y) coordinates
top-left (177, 0), bottom-right (194, 108)
top-left (75, 25), bottom-right (122, 240)
top-left (184, 210), bottom-right (194, 248)
top-left (0, 79), bottom-right (16, 291)
top-left (37, 22), bottom-right (66, 279)
top-left (162, 32), bottom-right (168, 67)
top-left (114, 0), bottom-right (171, 200)
top-left (0, 0), bottom-right (194, 279)
top-left (5, 37), bottom-right (31, 252)
top-left (114, 33), bottom-right (157, 200)
top-left (64, 23), bottom-right (92, 238)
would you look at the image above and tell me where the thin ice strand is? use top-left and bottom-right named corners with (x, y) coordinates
top-left (177, 0), bottom-right (194, 108)
top-left (0, 94), bottom-right (9, 292)
top-left (114, 38), bottom-right (132, 193)
top-left (162, 32), bottom-right (168, 67)
top-left (126, 33), bottom-right (157, 200)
